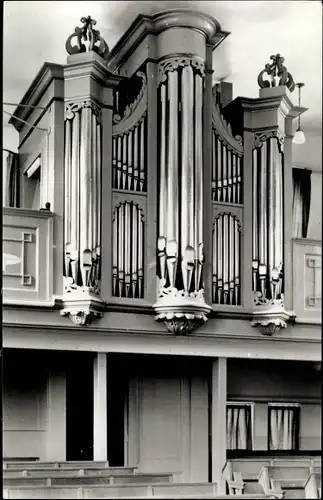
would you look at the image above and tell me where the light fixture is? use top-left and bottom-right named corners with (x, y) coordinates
top-left (293, 82), bottom-right (306, 144)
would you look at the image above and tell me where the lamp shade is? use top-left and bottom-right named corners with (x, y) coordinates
top-left (293, 128), bottom-right (306, 144)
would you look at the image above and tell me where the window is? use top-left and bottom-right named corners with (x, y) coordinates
top-left (226, 402), bottom-right (253, 450)
top-left (268, 403), bottom-right (300, 451)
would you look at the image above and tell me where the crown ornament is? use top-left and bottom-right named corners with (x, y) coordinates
top-left (65, 16), bottom-right (109, 59)
top-left (257, 54), bottom-right (295, 92)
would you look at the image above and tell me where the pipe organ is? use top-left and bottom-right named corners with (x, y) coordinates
top-left (252, 131), bottom-right (284, 307)
top-left (57, 14), bottom-right (304, 333)
top-left (211, 97), bottom-right (244, 306)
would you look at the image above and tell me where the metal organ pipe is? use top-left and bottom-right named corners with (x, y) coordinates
top-left (252, 133), bottom-right (284, 304)
top-left (167, 70), bottom-right (179, 249)
top-left (155, 54), bottom-right (209, 313)
top-left (63, 101), bottom-right (102, 294)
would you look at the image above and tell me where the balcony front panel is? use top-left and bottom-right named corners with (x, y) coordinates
top-left (3, 208), bottom-right (54, 305)
top-left (293, 238), bottom-right (321, 322)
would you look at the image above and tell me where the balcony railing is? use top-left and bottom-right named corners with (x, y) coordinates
top-left (293, 238), bottom-right (322, 323)
top-left (3, 207), bottom-right (54, 306)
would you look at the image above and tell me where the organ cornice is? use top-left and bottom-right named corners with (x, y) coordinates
top-left (106, 10), bottom-right (230, 73)
top-left (9, 63), bottom-right (64, 132)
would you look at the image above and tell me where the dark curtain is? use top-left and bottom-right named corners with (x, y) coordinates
top-left (292, 167), bottom-right (311, 238)
top-left (5, 152), bottom-right (20, 208)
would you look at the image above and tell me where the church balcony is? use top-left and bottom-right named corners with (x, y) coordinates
top-left (2, 204), bottom-right (322, 328)
top-left (3, 207), bottom-right (54, 307)
top-left (292, 238), bottom-right (321, 324)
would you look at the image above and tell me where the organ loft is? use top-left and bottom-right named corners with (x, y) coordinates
top-left (3, 9), bottom-right (321, 499)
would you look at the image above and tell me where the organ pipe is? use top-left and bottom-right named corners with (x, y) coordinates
top-left (212, 213), bottom-right (241, 306)
top-left (112, 116), bottom-right (147, 193)
top-left (112, 202), bottom-right (145, 299)
top-left (211, 128), bottom-right (243, 205)
top-left (64, 100), bottom-right (102, 294)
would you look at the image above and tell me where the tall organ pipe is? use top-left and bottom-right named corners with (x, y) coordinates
top-left (64, 101), bottom-right (102, 293)
top-left (157, 58), bottom-right (207, 297)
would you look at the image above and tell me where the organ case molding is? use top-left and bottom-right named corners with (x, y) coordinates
top-left (111, 67), bottom-right (148, 301)
top-left (211, 98), bottom-right (243, 205)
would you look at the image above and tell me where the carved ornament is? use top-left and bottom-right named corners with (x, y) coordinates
top-left (251, 318), bottom-right (287, 336)
top-left (60, 286), bottom-right (105, 326)
top-left (253, 291), bottom-right (284, 308)
top-left (113, 71), bottom-right (147, 125)
top-left (65, 16), bottom-right (109, 59)
top-left (163, 317), bottom-right (207, 335)
top-left (253, 130), bottom-right (284, 152)
top-left (65, 99), bottom-right (102, 122)
top-left (257, 54), bottom-right (295, 92)
top-left (154, 286), bottom-right (212, 335)
top-left (251, 304), bottom-right (295, 336)
top-left (157, 55), bottom-right (205, 86)
top-left (212, 100), bottom-right (244, 155)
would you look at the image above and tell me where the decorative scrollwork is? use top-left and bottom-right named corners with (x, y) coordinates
top-left (251, 318), bottom-right (287, 336)
top-left (157, 55), bottom-right (205, 86)
top-left (113, 71), bottom-right (147, 125)
top-left (65, 16), bottom-right (109, 59)
top-left (65, 99), bottom-right (102, 122)
top-left (157, 285), bottom-right (206, 301)
top-left (64, 276), bottom-right (100, 296)
top-left (253, 291), bottom-right (285, 308)
top-left (163, 317), bottom-right (206, 335)
top-left (257, 54), bottom-right (295, 92)
top-left (212, 101), bottom-right (244, 155)
top-left (253, 130), bottom-right (284, 151)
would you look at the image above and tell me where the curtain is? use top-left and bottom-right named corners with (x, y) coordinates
top-left (269, 407), bottom-right (298, 450)
top-left (292, 167), bottom-right (311, 238)
top-left (227, 405), bottom-right (252, 450)
top-left (4, 152), bottom-right (19, 208)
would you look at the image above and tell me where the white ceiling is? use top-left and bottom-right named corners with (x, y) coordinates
top-left (3, 0), bottom-right (322, 168)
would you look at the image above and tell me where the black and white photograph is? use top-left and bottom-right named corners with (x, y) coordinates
top-left (2, 1), bottom-right (322, 498)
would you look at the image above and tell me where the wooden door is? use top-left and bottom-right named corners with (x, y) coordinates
top-left (127, 375), bottom-right (190, 480)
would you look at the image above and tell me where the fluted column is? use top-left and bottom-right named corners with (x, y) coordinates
top-left (154, 55), bottom-right (212, 334)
